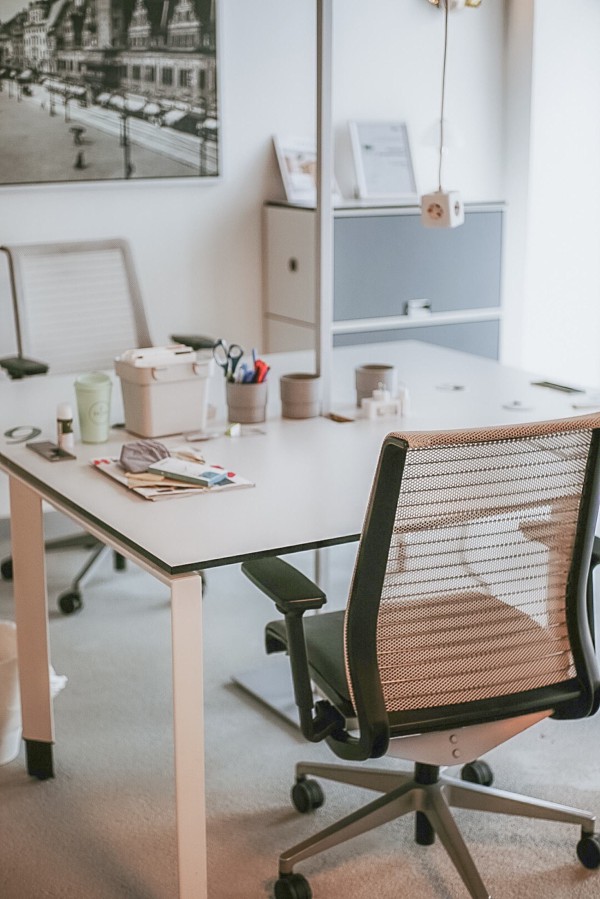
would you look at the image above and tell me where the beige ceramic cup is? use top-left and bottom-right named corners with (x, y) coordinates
top-left (355, 364), bottom-right (398, 407)
top-left (280, 373), bottom-right (321, 419)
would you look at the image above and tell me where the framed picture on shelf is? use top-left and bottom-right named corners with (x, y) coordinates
top-left (349, 121), bottom-right (418, 201)
top-left (0, 0), bottom-right (220, 187)
top-left (273, 136), bottom-right (341, 205)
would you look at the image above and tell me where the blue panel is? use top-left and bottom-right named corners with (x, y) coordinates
top-left (333, 211), bottom-right (503, 321)
top-left (333, 320), bottom-right (500, 360)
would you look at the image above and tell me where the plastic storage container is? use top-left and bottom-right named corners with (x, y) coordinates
top-left (0, 621), bottom-right (21, 765)
top-left (115, 345), bottom-right (214, 438)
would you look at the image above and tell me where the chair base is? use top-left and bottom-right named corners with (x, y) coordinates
top-left (279, 761), bottom-right (597, 899)
top-left (1, 535), bottom-right (125, 614)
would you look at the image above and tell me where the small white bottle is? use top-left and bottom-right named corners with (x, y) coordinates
top-left (57, 402), bottom-right (75, 453)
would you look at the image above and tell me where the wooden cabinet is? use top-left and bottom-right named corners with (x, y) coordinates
top-left (263, 201), bottom-right (504, 358)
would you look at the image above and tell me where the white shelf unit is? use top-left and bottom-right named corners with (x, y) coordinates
top-left (263, 201), bottom-right (505, 358)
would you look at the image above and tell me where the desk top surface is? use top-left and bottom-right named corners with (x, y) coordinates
top-left (1, 341), bottom-right (597, 576)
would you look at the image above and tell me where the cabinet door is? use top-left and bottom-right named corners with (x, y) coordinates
top-left (333, 211), bottom-right (503, 321)
top-left (264, 206), bottom-right (315, 325)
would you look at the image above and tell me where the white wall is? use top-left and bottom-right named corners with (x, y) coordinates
top-left (524, 0), bottom-right (600, 386)
top-left (0, 0), bottom-right (505, 358)
top-left (502, 0), bottom-right (600, 387)
top-left (332, 0), bottom-right (504, 203)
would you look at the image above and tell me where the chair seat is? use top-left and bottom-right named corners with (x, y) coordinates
top-left (266, 611), bottom-right (355, 718)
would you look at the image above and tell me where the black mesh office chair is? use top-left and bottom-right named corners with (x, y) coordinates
top-left (0, 239), bottom-right (213, 613)
top-left (242, 414), bottom-right (600, 899)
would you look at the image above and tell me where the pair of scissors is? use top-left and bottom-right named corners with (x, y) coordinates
top-left (213, 339), bottom-right (243, 381)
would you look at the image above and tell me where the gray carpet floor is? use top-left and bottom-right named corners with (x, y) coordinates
top-left (1, 518), bottom-right (600, 898)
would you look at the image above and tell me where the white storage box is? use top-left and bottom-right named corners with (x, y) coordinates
top-left (115, 345), bottom-right (214, 437)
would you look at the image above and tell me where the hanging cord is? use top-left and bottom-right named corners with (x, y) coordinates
top-left (438, 0), bottom-right (450, 191)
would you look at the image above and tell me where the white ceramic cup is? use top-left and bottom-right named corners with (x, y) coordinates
top-left (74, 372), bottom-right (113, 443)
top-left (280, 373), bottom-right (321, 419)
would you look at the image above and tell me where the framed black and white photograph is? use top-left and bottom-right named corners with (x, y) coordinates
top-left (0, 0), bottom-right (219, 187)
top-left (350, 120), bottom-right (417, 201)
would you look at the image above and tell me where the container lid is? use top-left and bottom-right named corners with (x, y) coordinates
top-left (56, 402), bottom-right (73, 419)
top-left (116, 344), bottom-right (197, 368)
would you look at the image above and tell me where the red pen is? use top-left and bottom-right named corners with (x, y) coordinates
top-left (253, 360), bottom-right (269, 383)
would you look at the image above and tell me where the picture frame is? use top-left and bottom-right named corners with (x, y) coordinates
top-left (349, 121), bottom-right (418, 201)
top-left (0, 0), bottom-right (220, 188)
top-left (273, 136), bottom-right (341, 205)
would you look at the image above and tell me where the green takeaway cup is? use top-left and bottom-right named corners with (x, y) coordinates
top-left (74, 372), bottom-right (113, 443)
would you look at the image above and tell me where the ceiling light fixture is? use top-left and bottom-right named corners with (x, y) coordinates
top-left (421, 0), bottom-right (465, 228)
top-left (427, 0), bottom-right (482, 9)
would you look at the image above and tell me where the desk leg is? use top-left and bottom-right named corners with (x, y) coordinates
top-left (170, 573), bottom-right (207, 899)
top-left (10, 476), bottom-right (54, 779)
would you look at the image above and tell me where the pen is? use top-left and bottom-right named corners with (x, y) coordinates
top-left (253, 359), bottom-right (269, 383)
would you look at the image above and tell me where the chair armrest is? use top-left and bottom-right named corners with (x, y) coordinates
top-left (241, 557), bottom-right (326, 615)
top-left (0, 356), bottom-right (49, 379)
top-left (241, 557), bottom-right (343, 742)
top-left (170, 333), bottom-right (216, 351)
top-left (588, 536), bottom-right (600, 636)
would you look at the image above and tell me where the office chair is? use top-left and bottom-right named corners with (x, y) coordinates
top-left (242, 414), bottom-right (600, 899)
top-left (0, 239), bottom-right (212, 613)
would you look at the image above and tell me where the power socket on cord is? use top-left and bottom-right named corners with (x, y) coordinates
top-left (420, 190), bottom-right (465, 229)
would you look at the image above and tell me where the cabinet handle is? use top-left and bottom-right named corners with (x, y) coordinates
top-left (288, 257), bottom-right (299, 273)
top-left (405, 299), bottom-right (432, 318)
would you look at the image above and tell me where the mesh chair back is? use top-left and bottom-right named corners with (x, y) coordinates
top-left (2, 239), bottom-right (151, 374)
top-left (344, 416), bottom-right (600, 735)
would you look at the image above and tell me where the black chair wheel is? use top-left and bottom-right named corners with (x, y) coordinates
top-left (291, 777), bottom-right (325, 814)
top-left (274, 872), bottom-right (312, 899)
top-left (58, 590), bottom-right (83, 615)
top-left (577, 834), bottom-right (600, 869)
top-left (461, 759), bottom-right (494, 787)
top-left (1, 558), bottom-right (13, 580)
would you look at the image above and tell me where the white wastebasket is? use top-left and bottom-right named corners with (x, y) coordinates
top-left (0, 620), bottom-right (21, 765)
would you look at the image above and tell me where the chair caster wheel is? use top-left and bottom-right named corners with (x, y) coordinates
top-left (1, 558), bottom-right (13, 580)
top-left (291, 777), bottom-right (325, 814)
top-left (577, 834), bottom-right (600, 869)
top-left (58, 590), bottom-right (82, 615)
top-left (461, 759), bottom-right (494, 787)
top-left (274, 872), bottom-right (312, 899)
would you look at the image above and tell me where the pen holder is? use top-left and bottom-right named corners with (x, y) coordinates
top-left (226, 381), bottom-right (268, 424)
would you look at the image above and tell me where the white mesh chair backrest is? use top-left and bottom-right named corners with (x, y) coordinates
top-left (3, 239), bottom-right (151, 374)
top-left (344, 418), bottom-right (600, 718)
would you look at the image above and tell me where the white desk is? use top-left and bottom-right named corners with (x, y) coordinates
top-left (1, 341), bottom-right (598, 898)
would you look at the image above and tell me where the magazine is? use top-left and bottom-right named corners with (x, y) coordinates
top-left (91, 451), bottom-right (254, 501)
